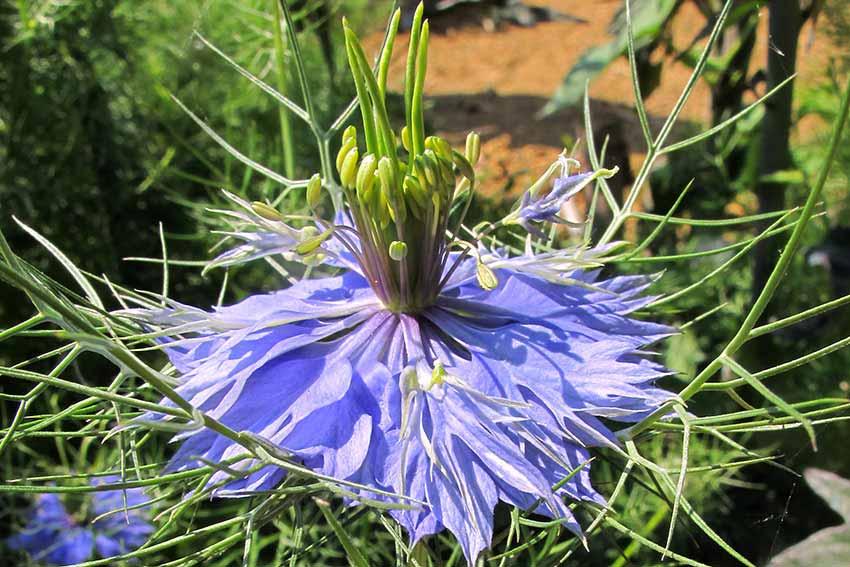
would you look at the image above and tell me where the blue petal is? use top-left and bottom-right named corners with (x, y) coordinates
top-left (160, 311), bottom-right (400, 495)
top-left (88, 476), bottom-right (154, 557)
top-left (139, 235), bottom-right (673, 566)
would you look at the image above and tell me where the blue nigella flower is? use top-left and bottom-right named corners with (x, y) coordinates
top-left (125, 8), bottom-right (674, 564)
top-left (7, 476), bottom-right (154, 566)
top-left (508, 155), bottom-right (618, 238)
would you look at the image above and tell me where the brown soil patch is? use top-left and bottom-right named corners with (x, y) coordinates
top-left (364, 1), bottom-right (837, 202)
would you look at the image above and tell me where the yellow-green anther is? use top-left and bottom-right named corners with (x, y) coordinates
top-left (403, 175), bottom-right (428, 210)
top-left (376, 191), bottom-right (392, 228)
top-left (378, 156), bottom-right (406, 223)
top-left (342, 125), bottom-right (357, 146)
top-left (251, 201), bottom-right (282, 221)
top-left (377, 157), bottom-right (396, 198)
top-left (412, 156), bottom-right (428, 186)
top-left (401, 126), bottom-right (412, 153)
top-left (356, 154), bottom-right (378, 199)
top-left (295, 227), bottom-right (333, 256)
top-left (306, 174), bottom-right (322, 210)
top-left (421, 151), bottom-right (439, 187)
top-left (465, 131), bottom-right (480, 165)
top-left (336, 137), bottom-right (357, 173)
top-left (425, 151), bottom-right (452, 190)
top-left (476, 261), bottom-right (498, 290)
top-left (389, 240), bottom-right (408, 261)
top-left (430, 362), bottom-right (446, 387)
top-left (425, 136), bottom-right (453, 161)
top-left (451, 150), bottom-right (475, 182)
top-left (430, 192), bottom-right (441, 234)
top-left (301, 251), bottom-right (327, 267)
top-left (391, 194), bottom-right (408, 224)
top-left (437, 155), bottom-right (455, 187)
top-left (340, 147), bottom-right (359, 188)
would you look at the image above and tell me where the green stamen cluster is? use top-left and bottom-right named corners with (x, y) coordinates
top-left (332, 5), bottom-right (479, 313)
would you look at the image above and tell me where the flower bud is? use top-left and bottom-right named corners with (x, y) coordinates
top-left (306, 174), bottom-right (322, 210)
top-left (251, 201), bottom-right (282, 221)
top-left (389, 240), bottom-right (408, 261)
top-left (465, 131), bottom-right (480, 165)
top-left (340, 147), bottom-right (359, 188)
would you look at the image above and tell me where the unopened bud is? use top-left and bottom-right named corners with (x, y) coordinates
top-left (306, 174), bottom-right (322, 209)
top-left (251, 201), bottom-right (281, 221)
top-left (389, 240), bottom-right (408, 261)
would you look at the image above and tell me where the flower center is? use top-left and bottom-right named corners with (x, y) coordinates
top-left (333, 15), bottom-right (479, 313)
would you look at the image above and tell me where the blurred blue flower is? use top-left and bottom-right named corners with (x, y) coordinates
top-left (7, 476), bottom-right (153, 566)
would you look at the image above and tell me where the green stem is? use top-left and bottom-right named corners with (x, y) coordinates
top-left (272, 0), bottom-right (296, 178)
top-left (678, 74), bottom-right (850, 400)
top-left (598, 0), bottom-right (733, 245)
